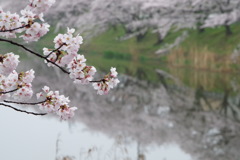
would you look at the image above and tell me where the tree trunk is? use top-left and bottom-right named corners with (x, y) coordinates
top-left (136, 32), bottom-right (147, 42)
top-left (112, 24), bottom-right (118, 31)
top-left (154, 33), bottom-right (163, 45)
top-left (225, 25), bottom-right (232, 36)
top-left (197, 27), bottom-right (205, 33)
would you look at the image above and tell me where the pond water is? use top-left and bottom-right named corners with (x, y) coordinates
top-left (0, 57), bottom-right (240, 160)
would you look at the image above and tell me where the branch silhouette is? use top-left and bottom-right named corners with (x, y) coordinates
top-left (0, 103), bottom-right (47, 116)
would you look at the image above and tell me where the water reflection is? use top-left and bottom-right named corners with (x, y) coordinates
top-left (69, 73), bottom-right (240, 160)
top-left (1, 59), bottom-right (240, 160)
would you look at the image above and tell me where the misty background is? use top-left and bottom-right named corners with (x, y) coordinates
top-left (1, 0), bottom-right (240, 160)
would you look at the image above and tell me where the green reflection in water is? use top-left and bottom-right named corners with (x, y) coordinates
top-left (83, 48), bottom-right (240, 93)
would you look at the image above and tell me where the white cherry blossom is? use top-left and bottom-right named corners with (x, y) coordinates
top-left (12, 84), bottom-right (33, 101)
top-left (36, 86), bottom-right (77, 120)
top-left (92, 67), bottom-right (120, 95)
top-left (0, 53), bottom-right (19, 76)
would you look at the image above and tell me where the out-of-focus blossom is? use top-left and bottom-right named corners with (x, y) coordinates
top-left (25, 0), bottom-right (56, 15)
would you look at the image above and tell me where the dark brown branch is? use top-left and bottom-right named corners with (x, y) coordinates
top-left (0, 103), bottom-right (47, 116)
top-left (45, 43), bottom-right (66, 58)
top-left (4, 99), bottom-right (47, 105)
top-left (89, 79), bottom-right (105, 83)
top-left (0, 24), bottom-right (28, 33)
top-left (0, 88), bottom-right (19, 94)
top-left (0, 38), bottom-right (70, 74)
top-left (0, 38), bottom-right (105, 83)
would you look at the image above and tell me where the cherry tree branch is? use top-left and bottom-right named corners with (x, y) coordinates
top-left (0, 24), bottom-right (29, 33)
top-left (0, 38), bottom-right (105, 83)
top-left (89, 79), bottom-right (105, 83)
top-left (4, 99), bottom-right (47, 105)
top-left (0, 38), bottom-right (70, 74)
top-left (0, 103), bottom-right (47, 116)
top-left (0, 88), bottom-right (19, 94)
top-left (45, 43), bottom-right (66, 58)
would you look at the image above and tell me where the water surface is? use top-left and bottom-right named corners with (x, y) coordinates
top-left (1, 57), bottom-right (240, 160)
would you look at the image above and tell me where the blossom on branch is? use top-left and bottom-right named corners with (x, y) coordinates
top-left (0, 52), bottom-right (19, 76)
top-left (68, 54), bottom-right (97, 84)
top-left (0, 53), bottom-right (35, 101)
top-left (92, 67), bottom-right (120, 95)
top-left (20, 21), bottom-right (50, 42)
top-left (0, 0), bottom-right (52, 42)
top-left (12, 84), bottom-right (33, 101)
top-left (6, 69), bottom-right (34, 101)
top-left (0, 74), bottom-right (11, 100)
top-left (36, 86), bottom-right (77, 120)
top-left (44, 28), bottom-right (83, 67)
top-left (0, 0), bottom-right (119, 119)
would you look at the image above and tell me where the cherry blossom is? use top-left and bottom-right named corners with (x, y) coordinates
top-left (0, 74), bottom-right (11, 100)
top-left (0, 53), bottom-right (19, 76)
top-left (0, 0), bottom-right (51, 42)
top-left (6, 70), bottom-right (19, 89)
top-left (12, 84), bottom-right (33, 101)
top-left (36, 86), bottom-right (77, 120)
top-left (0, 11), bottom-right (22, 38)
top-left (0, 0), bottom-right (119, 119)
top-left (44, 27), bottom-right (83, 67)
top-left (20, 69), bottom-right (35, 84)
top-left (20, 22), bottom-right (50, 42)
top-left (0, 64), bottom-right (35, 101)
top-left (68, 54), bottom-right (97, 84)
top-left (25, 0), bottom-right (56, 15)
top-left (57, 105), bottom-right (77, 120)
top-left (92, 67), bottom-right (120, 95)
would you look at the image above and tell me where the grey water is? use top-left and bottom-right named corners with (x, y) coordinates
top-left (1, 57), bottom-right (240, 160)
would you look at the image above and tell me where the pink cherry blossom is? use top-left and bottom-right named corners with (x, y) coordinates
top-left (44, 28), bottom-right (83, 67)
top-left (0, 53), bottom-right (19, 76)
top-left (25, 0), bottom-right (56, 15)
top-left (68, 54), bottom-right (96, 84)
top-left (36, 86), bottom-right (77, 119)
top-left (12, 84), bottom-right (33, 101)
top-left (57, 105), bottom-right (77, 120)
top-left (92, 67), bottom-right (120, 95)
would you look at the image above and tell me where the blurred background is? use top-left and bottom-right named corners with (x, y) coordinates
top-left (1, 0), bottom-right (240, 160)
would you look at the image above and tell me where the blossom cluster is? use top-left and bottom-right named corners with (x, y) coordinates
top-left (0, 52), bottom-right (19, 76)
top-left (93, 67), bottom-right (120, 95)
top-left (44, 28), bottom-right (120, 92)
top-left (0, 53), bottom-right (34, 101)
top-left (25, 0), bottom-right (56, 15)
top-left (68, 54), bottom-right (96, 84)
top-left (0, 52), bottom-right (77, 120)
top-left (43, 28), bottom-right (83, 67)
top-left (0, 0), bottom-right (53, 41)
top-left (0, 0), bottom-right (120, 120)
top-left (37, 86), bottom-right (77, 120)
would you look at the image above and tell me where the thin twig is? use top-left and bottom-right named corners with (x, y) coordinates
top-left (90, 78), bottom-right (106, 83)
top-left (0, 103), bottom-right (47, 116)
top-left (0, 38), bottom-right (104, 83)
top-left (4, 99), bottom-right (47, 105)
top-left (0, 88), bottom-right (19, 94)
top-left (0, 38), bottom-right (70, 74)
top-left (45, 43), bottom-right (66, 58)
top-left (0, 25), bottom-right (28, 33)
